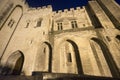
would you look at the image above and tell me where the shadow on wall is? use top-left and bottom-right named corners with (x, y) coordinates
top-left (91, 38), bottom-right (120, 77)
top-left (0, 50), bottom-right (24, 75)
top-left (67, 40), bottom-right (83, 74)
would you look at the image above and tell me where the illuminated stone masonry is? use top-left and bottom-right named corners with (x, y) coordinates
top-left (0, 0), bottom-right (120, 79)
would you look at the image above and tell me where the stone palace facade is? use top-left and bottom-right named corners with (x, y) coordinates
top-left (0, 0), bottom-right (120, 78)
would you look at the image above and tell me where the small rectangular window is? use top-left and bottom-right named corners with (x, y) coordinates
top-left (8, 19), bottom-right (15, 28)
top-left (8, 19), bottom-right (12, 26)
top-left (37, 20), bottom-right (41, 27)
top-left (10, 21), bottom-right (15, 28)
top-left (36, 18), bottom-right (42, 27)
top-left (57, 22), bottom-right (63, 30)
top-left (25, 23), bottom-right (29, 28)
top-left (43, 47), bottom-right (46, 53)
top-left (67, 53), bottom-right (72, 62)
top-left (25, 20), bottom-right (30, 28)
top-left (71, 21), bottom-right (78, 28)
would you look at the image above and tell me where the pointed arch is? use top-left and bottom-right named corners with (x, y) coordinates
top-left (0, 5), bottom-right (23, 62)
top-left (2, 50), bottom-right (24, 75)
top-left (35, 42), bottom-right (52, 72)
top-left (0, 5), bottom-right (23, 30)
top-left (66, 40), bottom-right (83, 74)
top-left (44, 42), bottom-right (52, 72)
top-left (91, 38), bottom-right (120, 77)
top-left (59, 39), bottom-right (83, 74)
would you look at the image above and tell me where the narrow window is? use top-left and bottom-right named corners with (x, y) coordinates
top-left (43, 47), bottom-right (46, 53)
top-left (71, 21), bottom-right (78, 28)
top-left (60, 23), bottom-right (63, 30)
top-left (8, 19), bottom-right (12, 26)
top-left (8, 19), bottom-right (15, 28)
top-left (25, 23), bottom-right (29, 28)
top-left (10, 21), bottom-right (15, 28)
top-left (71, 21), bottom-right (74, 28)
top-left (67, 53), bottom-right (72, 62)
top-left (25, 20), bottom-right (30, 28)
top-left (36, 19), bottom-right (42, 27)
top-left (57, 22), bottom-right (63, 30)
top-left (75, 21), bottom-right (78, 28)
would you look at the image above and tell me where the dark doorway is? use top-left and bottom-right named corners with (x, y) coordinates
top-left (2, 50), bottom-right (24, 75)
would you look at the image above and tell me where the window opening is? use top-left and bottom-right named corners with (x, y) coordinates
top-left (25, 23), bottom-right (29, 28)
top-left (57, 22), bottom-right (63, 30)
top-left (67, 53), bottom-right (72, 62)
top-left (36, 19), bottom-right (42, 27)
top-left (8, 19), bottom-right (15, 28)
top-left (71, 21), bottom-right (78, 28)
top-left (43, 47), bottom-right (46, 53)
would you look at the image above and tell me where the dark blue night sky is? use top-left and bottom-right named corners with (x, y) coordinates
top-left (26, 0), bottom-right (120, 11)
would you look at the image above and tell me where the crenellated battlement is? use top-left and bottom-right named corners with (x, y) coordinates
top-left (53, 6), bottom-right (85, 15)
top-left (27, 5), bottom-right (52, 11)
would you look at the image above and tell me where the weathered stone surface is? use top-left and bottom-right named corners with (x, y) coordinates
top-left (0, 0), bottom-right (120, 79)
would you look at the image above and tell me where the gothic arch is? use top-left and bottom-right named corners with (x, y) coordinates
top-left (59, 39), bottom-right (83, 74)
top-left (0, 5), bottom-right (23, 61)
top-left (44, 42), bottom-right (52, 72)
top-left (2, 50), bottom-right (24, 75)
top-left (35, 42), bottom-right (52, 72)
top-left (91, 38), bottom-right (120, 77)
top-left (0, 5), bottom-right (23, 30)
top-left (67, 40), bottom-right (83, 74)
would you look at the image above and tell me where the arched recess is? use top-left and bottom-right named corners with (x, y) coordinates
top-left (35, 42), bottom-right (52, 72)
top-left (90, 38), bottom-right (120, 77)
top-left (1, 50), bottom-right (24, 75)
top-left (0, 5), bottom-right (23, 61)
top-left (0, 5), bottom-right (23, 30)
top-left (59, 39), bottom-right (83, 74)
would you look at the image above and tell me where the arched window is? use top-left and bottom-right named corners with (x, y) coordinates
top-left (1, 50), bottom-right (24, 75)
top-left (90, 38), bottom-right (119, 77)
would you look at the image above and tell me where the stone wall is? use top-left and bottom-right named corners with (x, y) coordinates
top-left (0, 0), bottom-right (120, 78)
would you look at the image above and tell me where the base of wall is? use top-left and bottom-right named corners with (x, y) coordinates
top-left (0, 72), bottom-right (118, 80)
